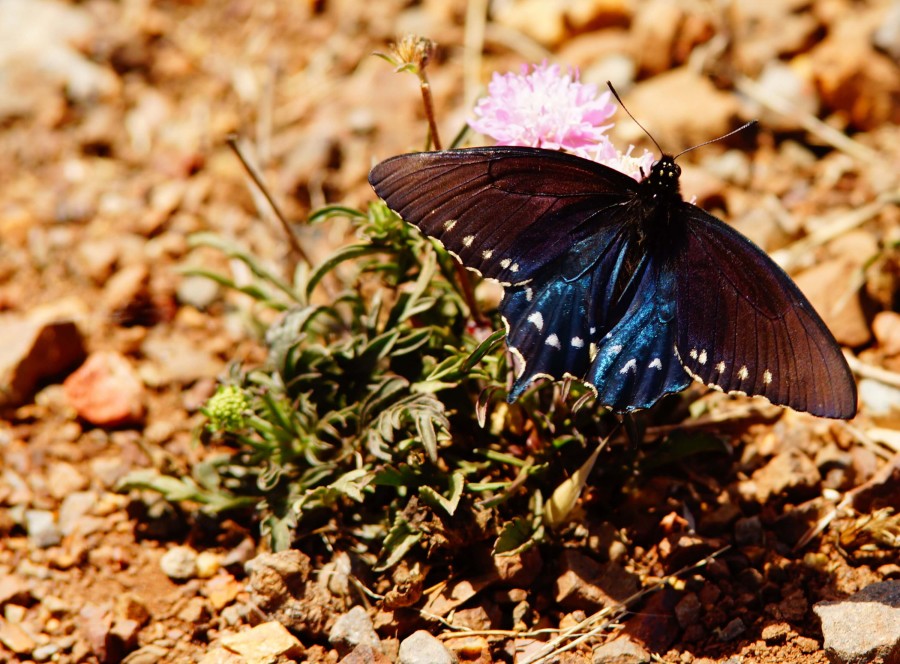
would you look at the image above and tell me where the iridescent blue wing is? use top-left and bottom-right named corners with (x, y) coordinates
top-left (673, 204), bottom-right (857, 418)
top-left (502, 226), bottom-right (690, 410)
top-left (368, 147), bottom-right (637, 283)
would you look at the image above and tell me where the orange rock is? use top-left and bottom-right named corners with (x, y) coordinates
top-left (63, 351), bottom-right (145, 426)
top-left (873, 311), bottom-right (900, 357)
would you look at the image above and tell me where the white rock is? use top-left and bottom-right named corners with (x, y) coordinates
top-left (399, 630), bottom-right (458, 664)
top-left (160, 546), bottom-right (198, 580)
top-left (814, 581), bottom-right (900, 664)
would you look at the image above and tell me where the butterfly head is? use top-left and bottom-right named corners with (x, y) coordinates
top-left (643, 156), bottom-right (682, 199)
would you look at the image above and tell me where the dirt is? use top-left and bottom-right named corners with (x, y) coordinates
top-left (1, 1), bottom-right (899, 663)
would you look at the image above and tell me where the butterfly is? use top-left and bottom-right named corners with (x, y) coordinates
top-left (368, 144), bottom-right (858, 419)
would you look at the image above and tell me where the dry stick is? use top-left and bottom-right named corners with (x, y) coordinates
top-left (770, 190), bottom-right (900, 272)
top-left (226, 135), bottom-right (312, 269)
top-left (843, 349), bottom-right (900, 390)
top-left (734, 74), bottom-right (884, 165)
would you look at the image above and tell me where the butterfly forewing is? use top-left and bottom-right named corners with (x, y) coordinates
top-left (369, 147), bottom-right (637, 283)
top-left (674, 205), bottom-right (857, 418)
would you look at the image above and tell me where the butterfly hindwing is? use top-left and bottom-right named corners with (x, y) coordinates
top-left (585, 261), bottom-right (691, 411)
top-left (673, 204), bottom-right (857, 418)
top-left (501, 223), bottom-right (691, 410)
top-left (369, 147), bottom-right (637, 283)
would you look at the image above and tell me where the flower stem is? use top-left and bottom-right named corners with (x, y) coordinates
top-left (418, 73), bottom-right (442, 151)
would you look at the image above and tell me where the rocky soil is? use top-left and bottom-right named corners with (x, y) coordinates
top-left (1, 1), bottom-right (899, 663)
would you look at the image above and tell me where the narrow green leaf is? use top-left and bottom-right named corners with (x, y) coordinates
top-left (375, 515), bottom-right (422, 572)
top-left (418, 472), bottom-right (464, 516)
top-left (463, 329), bottom-right (505, 371)
top-left (305, 244), bottom-right (386, 298)
top-left (308, 205), bottom-right (367, 225)
top-left (415, 410), bottom-right (439, 463)
top-left (493, 517), bottom-right (534, 556)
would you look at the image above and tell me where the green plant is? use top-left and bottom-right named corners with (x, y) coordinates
top-left (121, 43), bottom-right (712, 565)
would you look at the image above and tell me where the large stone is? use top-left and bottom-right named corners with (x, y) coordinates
top-left (244, 550), bottom-right (342, 638)
top-left (814, 581), bottom-right (900, 664)
top-left (0, 315), bottom-right (85, 407)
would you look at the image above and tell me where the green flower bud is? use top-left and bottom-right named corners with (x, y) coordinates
top-left (205, 385), bottom-right (249, 432)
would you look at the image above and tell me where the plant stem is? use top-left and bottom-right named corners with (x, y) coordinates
top-left (226, 135), bottom-right (312, 269)
top-left (418, 73), bottom-right (442, 151)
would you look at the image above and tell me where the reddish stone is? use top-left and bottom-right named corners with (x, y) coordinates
top-left (64, 351), bottom-right (145, 426)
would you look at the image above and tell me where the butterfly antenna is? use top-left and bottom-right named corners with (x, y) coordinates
top-left (607, 81), bottom-right (664, 155)
top-left (673, 120), bottom-right (758, 160)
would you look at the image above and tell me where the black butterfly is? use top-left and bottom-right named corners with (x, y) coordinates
top-left (368, 145), bottom-right (857, 419)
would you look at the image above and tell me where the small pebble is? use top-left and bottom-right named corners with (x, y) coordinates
top-left (32, 643), bottom-right (60, 662)
top-left (58, 491), bottom-right (97, 536)
top-left (195, 551), bottom-right (221, 579)
top-left (398, 630), bottom-right (457, 664)
top-left (329, 605), bottom-right (382, 656)
top-left (160, 546), bottom-right (197, 580)
top-left (716, 617), bottom-right (747, 642)
top-left (25, 510), bottom-right (61, 549)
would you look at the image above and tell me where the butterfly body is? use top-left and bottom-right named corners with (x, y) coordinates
top-left (369, 146), bottom-right (857, 419)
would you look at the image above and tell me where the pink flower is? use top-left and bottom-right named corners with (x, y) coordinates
top-left (469, 62), bottom-right (654, 181)
top-left (469, 62), bottom-right (615, 153)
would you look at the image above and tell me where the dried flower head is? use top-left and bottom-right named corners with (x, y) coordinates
top-left (387, 35), bottom-right (435, 74)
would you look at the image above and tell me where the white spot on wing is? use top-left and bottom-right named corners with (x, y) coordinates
top-left (546, 334), bottom-right (561, 349)
top-left (527, 312), bottom-right (544, 331)
top-left (609, 345), bottom-right (623, 354)
top-left (571, 336), bottom-right (584, 348)
top-left (690, 349), bottom-right (698, 360)
top-left (620, 358), bottom-right (637, 374)
top-left (444, 220), bottom-right (457, 231)
top-left (738, 365), bottom-right (749, 380)
top-left (510, 263), bottom-right (519, 273)
top-left (716, 361), bottom-right (726, 373)
top-left (482, 249), bottom-right (493, 259)
top-left (462, 235), bottom-right (474, 247)
top-left (763, 369), bottom-right (773, 384)
top-left (649, 358), bottom-right (662, 370)
top-left (698, 349), bottom-right (707, 365)
top-left (500, 258), bottom-right (511, 269)
top-left (589, 343), bottom-right (598, 361)
top-left (525, 287), bottom-right (533, 302)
